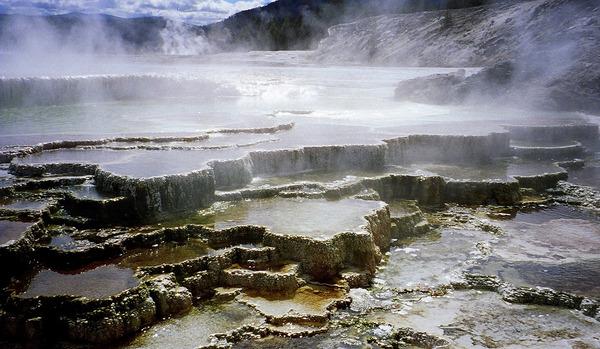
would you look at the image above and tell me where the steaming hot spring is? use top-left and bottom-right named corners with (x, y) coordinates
top-left (1, 1), bottom-right (600, 348)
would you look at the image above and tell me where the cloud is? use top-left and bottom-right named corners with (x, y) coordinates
top-left (0, 0), bottom-right (274, 24)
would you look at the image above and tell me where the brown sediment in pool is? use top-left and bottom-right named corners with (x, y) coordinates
top-left (118, 239), bottom-right (214, 268)
top-left (239, 284), bottom-right (348, 320)
top-left (17, 264), bottom-right (139, 299)
top-left (0, 117), bottom-right (598, 348)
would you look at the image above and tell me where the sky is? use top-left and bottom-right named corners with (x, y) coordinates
top-left (0, 0), bottom-right (276, 25)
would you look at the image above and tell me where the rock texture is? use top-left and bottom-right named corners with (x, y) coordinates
top-left (250, 144), bottom-right (386, 176)
top-left (0, 221), bottom-right (45, 281)
top-left (316, 0), bottom-right (600, 112)
top-left (94, 168), bottom-right (215, 221)
top-left (385, 133), bottom-right (510, 165)
top-left (460, 273), bottom-right (600, 321)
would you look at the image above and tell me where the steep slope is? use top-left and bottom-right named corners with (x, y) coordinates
top-left (204, 0), bottom-right (495, 51)
top-left (314, 0), bottom-right (598, 66)
top-left (314, 0), bottom-right (600, 112)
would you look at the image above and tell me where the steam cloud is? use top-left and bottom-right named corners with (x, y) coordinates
top-left (160, 20), bottom-right (215, 55)
top-left (0, 14), bottom-right (220, 78)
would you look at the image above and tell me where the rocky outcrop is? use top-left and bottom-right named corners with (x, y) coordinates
top-left (60, 193), bottom-right (134, 224)
top-left (0, 227), bottom-right (267, 345)
top-left (364, 175), bottom-right (446, 206)
top-left (316, 0), bottom-right (599, 66)
top-left (220, 266), bottom-right (300, 292)
top-left (514, 171), bottom-right (568, 192)
top-left (416, 58), bottom-right (600, 111)
top-left (0, 220), bottom-right (45, 281)
top-left (262, 203), bottom-right (391, 281)
top-left (501, 285), bottom-right (583, 309)
top-left (459, 273), bottom-right (600, 321)
top-left (363, 174), bottom-right (522, 206)
top-left (315, 0), bottom-right (600, 112)
top-left (94, 168), bottom-right (215, 221)
top-left (1, 284), bottom-right (156, 344)
top-left (63, 290), bottom-right (157, 344)
top-left (145, 274), bottom-right (193, 319)
top-left (394, 70), bottom-right (469, 104)
top-left (389, 203), bottom-right (430, 240)
top-left (386, 327), bottom-right (450, 348)
top-left (117, 205), bottom-right (390, 283)
top-left (393, 61), bottom-right (520, 106)
top-left (443, 179), bottom-right (521, 205)
top-left (549, 181), bottom-right (600, 210)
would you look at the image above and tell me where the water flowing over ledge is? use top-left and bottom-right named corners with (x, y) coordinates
top-left (0, 74), bottom-right (238, 107)
top-left (1, 54), bottom-right (599, 347)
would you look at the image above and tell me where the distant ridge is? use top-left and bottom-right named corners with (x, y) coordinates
top-left (0, 13), bottom-right (203, 53)
top-left (0, 1), bottom-right (501, 54)
top-left (203, 0), bottom-right (502, 50)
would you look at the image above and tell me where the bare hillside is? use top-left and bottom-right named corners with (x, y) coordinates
top-left (314, 0), bottom-right (600, 112)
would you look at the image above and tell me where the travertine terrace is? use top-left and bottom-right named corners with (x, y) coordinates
top-left (1, 52), bottom-right (599, 348)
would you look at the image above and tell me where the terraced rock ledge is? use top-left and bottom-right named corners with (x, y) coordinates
top-left (1, 122), bottom-right (599, 348)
